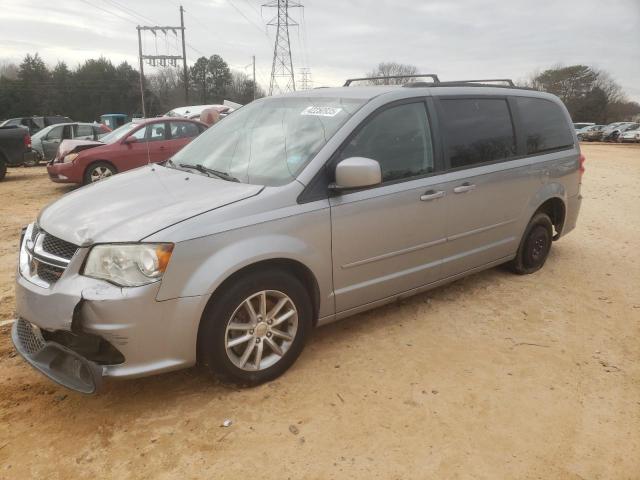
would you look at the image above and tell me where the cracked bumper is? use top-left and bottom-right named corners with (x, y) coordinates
top-left (14, 233), bottom-right (209, 391)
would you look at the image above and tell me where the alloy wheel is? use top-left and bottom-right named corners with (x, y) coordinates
top-left (224, 290), bottom-right (298, 371)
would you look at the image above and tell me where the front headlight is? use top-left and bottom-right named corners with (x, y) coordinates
top-left (63, 153), bottom-right (79, 163)
top-left (83, 243), bottom-right (174, 287)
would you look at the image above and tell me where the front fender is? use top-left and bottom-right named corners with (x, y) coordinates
top-left (156, 207), bottom-right (334, 318)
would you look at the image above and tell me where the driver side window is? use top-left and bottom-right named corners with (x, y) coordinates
top-left (341, 102), bottom-right (434, 183)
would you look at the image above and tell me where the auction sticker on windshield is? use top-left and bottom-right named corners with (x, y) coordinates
top-left (301, 106), bottom-right (343, 117)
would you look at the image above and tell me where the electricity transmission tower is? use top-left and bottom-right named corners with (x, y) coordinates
top-left (136, 6), bottom-right (189, 117)
top-left (263, 0), bottom-right (302, 95)
top-left (298, 67), bottom-right (312, 90)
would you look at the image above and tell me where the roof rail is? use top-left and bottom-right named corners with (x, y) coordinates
top-left (344, 74), bottom-right (440, 87)
top-left (439, 78), bottom-right (515, 87)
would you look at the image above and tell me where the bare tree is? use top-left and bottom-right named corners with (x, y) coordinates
top-left (365, 62), bottom-right (419, 85)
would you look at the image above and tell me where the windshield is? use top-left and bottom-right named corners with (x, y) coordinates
top-left (170, 96), bottom-right (365, 186)
top-left (99, 122), bottom-right (139, 144)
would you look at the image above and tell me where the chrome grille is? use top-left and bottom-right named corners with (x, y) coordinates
top-left (42, 234), bottom-right (79, 261)
top-left (15, 318), bottom-right (46, 355)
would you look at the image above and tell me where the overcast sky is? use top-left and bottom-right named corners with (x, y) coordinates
top-left (1, 0), bottom-right (639, 101)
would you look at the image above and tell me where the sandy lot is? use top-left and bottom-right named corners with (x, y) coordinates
top-left (0, 144), bottom-right (639, 479)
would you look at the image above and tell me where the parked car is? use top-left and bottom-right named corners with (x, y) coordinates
top-left (573, 122), bottom-right (594, 130)
top-left (165, 104), bottom-right (235, 120)
top-left (13, 78), bottom-right (583, 393)
top-left (577, 124), bottom-right (605, 141)
top-left (100, 114), bottom-right (129, 131)
top-left (619, 126), bottom-right (640, 143)
top-left (0, 126), bottom-right (37, 179)
top-left (31, 122), bottom-right (111, 163)
top-left (601, 122), bottom-right (638, 141)
top-left (0, 116), bottom-right (72, 135)
top-left (46, 118), bottom-right (207, 185)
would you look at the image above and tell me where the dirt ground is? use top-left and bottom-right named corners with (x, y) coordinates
top-left (0, 144), bottom-right (639, 479)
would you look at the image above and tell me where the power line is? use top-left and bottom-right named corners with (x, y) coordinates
top-left (226, 0), bottom-right (270, 38)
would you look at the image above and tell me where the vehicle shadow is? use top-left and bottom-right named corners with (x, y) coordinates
top-left (91, 261), bottom-right (525, 406)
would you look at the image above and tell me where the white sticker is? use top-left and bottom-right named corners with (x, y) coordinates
top-left (301, 106), bottom-right (342, 117)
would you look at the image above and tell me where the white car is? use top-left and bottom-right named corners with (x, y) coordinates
top-left (619, 127), bottom-right (640, 143)
top-left (165, 100), bottom-right (241, 120)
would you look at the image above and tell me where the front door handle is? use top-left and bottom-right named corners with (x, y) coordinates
top-left (453, 182), bottom-right (476, 194)
top-left (420, 190), bottom-right (445, 201)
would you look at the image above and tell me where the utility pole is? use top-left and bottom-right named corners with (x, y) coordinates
top-left (137, 26), bottom-right (146, 117)
top-left (180, 5), bottom-right (189, 105)
top-left (252, 55), bottom-right (256, 100)
top-left (263, 0), bottom-right (302, 95)
top-left (136, 8), bottom-right (187, 115)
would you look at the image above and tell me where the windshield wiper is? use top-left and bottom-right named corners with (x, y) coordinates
top-left (178, 163), bottom-right (239, 182)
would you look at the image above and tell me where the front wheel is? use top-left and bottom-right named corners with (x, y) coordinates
top-left (508, 212), bottom-right (553, 275)
top-left (83, 161), bottom-right (116, 185)
top-left (198, 269), bottom-right (312, 386)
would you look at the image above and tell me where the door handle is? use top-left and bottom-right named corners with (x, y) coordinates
top-left (420, 190), bottom-right (445, 201)
top-left (453, 182), bottom-right (476, 194)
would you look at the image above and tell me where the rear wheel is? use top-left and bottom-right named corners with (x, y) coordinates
top-left (83, 161), bottom-right (116, 185)
top-left (198, 269), bottom-right (312, 386)
top-left (509, 212), bottom-right (553, 274)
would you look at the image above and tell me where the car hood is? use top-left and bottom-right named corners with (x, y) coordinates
top-left (38, 165), bottom-right (264, 245)
top-left (55, 139), bottom-right (104, 160)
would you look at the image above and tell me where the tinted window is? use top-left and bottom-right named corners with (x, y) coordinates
top-left (341, 102), bottom-right (434, 182)
top-left (147, 122), bottom-right (166, 142)
top-left (516, 97), bottom-right (573, 154)
top-left (440, 98), bottom-right (516, 169)
top-left (169, 121), bottom-right (200, 139)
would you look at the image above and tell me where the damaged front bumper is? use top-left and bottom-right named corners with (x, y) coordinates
top-left (11, 318), bottom-right (104, 394)
top-left (14, 224), bottom-right (208, 393)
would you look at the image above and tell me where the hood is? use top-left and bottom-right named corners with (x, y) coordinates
top-left (38, 165), bottom-right (263, 245)
top-left (53, 139), bottom-right (104, 163)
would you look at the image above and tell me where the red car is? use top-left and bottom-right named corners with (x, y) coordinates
top-left (47, 117), bottom-right (207, 185)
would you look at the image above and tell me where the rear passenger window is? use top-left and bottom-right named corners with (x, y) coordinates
top-left (439, 98), bottom-right (516, 169)
top-left (516, 97), bottom-right (573, 154)
top-left (341, 102), bottom-right (434, 182)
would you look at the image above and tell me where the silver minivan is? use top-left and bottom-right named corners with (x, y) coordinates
top-left (13, 77), bottom-right (583, 393)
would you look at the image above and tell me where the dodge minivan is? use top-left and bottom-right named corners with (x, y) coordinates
top-left (13, 76), bottom-right (583, 393)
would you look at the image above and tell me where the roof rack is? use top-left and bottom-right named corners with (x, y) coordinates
top-left (343, 74), bottom-right (440, 87)
top-left (438, 78), bottom-right (515, 87)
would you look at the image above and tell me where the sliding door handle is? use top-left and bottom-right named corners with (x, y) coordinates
top-left (453, 183), bottom-right (476, 194)
top-left (420, 190), bottom-right (445, 201)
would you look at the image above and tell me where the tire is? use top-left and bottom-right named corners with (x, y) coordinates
top-left (0, 158), bottom-right (6, 181)
top-left (198, 268), bottom-right (313, 386)
top-left (83, 161), bottom-right (116, 185)
top-left (508, 212), bottom-right (553, 275)
top-left (23, 154), bottom-right (39, 167)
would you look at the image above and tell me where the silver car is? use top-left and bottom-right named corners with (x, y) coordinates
top-left (12, 78), bottom-right (583, 393)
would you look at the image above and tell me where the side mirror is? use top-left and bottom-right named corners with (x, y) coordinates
top-left (123, 136), bottom-right (138, 145)
top-left (331, 157), bottom-right (382, 191)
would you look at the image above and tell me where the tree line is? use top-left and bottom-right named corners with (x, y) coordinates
top-left (0, 53), bottom-right (265, 122)
top-left (365, 62), bottom-right (640, 123)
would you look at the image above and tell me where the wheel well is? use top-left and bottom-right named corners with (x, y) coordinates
top-left (535, 198), bottom-right (566, 240)
top-left (86, 160), bottom-right (117, 174)
top-left (209, 258), bottom-right (321, 323)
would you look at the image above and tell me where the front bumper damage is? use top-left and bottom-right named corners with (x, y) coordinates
top-left (13, 223), bottom-right (208, 394)
top-left (12, 318), bottom-right (104, 394)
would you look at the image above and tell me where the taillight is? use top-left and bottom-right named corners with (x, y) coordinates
top-left (578, 153), bottom-right (586, 181)
top-left (24, 132), bottom-right (31, 149)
